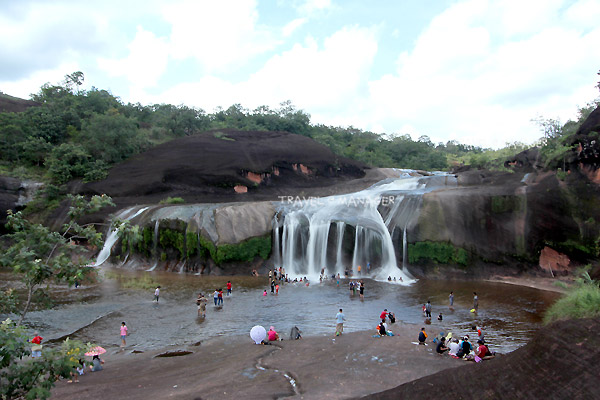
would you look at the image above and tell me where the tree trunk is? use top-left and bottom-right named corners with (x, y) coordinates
top-left (17, 285), bottom-right (34, 326)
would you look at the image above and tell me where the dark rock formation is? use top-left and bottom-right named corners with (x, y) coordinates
top-left (360, 318), bottom-right (600, 400)
top-left (83, 129), bottom-right (366, 210)
top-left (0, 93), bottom-right (39, 113)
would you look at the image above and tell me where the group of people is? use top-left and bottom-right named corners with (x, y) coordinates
top-left (348, 280), bottom-right (365, 299)
top-left (418, 324), bottom-right (494, 363)
top-left (376, 309), bottom-right (396, 337)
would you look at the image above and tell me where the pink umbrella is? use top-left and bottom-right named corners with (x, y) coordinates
top-left (84, 346), bottom-right (106, 356)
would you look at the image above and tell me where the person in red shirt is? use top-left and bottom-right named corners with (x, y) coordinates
top-left (30, 334), bottom-right (43, 358)
top-left (380, 309), bottom-right (388, 321)
top-left (476, 340), bottom-right (487, 358)
top-left (226, 281), bottom-right (232, 296)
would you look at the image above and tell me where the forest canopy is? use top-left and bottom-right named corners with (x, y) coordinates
top-left (0, 72), bottom-right (597, 185)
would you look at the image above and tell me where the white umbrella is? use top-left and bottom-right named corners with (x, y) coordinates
top-left (250, 325), bottom-right (266, 344)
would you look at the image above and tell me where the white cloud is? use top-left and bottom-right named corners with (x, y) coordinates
top-left (282, 18), bottom-right (307, 37)
top-left (296, 0), bottom-right (333, 15)
top-left (362, 0), bottom-right (600, 148)
top-left (161, 0), bottom-right (279, 72)
top-left (0, 62), bottom-right (82, 99)
top-left (98, 26), bottom-right (169, 89)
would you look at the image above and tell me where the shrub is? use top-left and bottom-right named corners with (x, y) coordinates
top-left (159, 197), bottom-right (185, 204)
top-left (544, 283), bottom-right (600, 324)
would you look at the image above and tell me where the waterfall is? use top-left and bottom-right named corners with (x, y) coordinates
top-left (402, 225), bottom-right (408, 270)
top-left (272, 214), bottom-right (281, 268)
top-left (146, 220), bottom-right (160, 271)
top-left (94, 206), bottom-right (149, 266)
top-left (276, 173), bottom-right (455, 283)
top-left (334, 222), bottom-right (345, 272)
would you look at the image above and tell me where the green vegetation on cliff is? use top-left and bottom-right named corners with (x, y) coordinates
top-left (544, 270), bottom-right (600, 324)
top-left (408, 241), bottom-right (468, 266)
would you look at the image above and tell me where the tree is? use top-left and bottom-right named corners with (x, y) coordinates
top-left (1, 194), bottom-right (114, 325)
top-left (63, 71), bottom-right (84, 94)
top-left (1, 318), bottom-right (91, 400)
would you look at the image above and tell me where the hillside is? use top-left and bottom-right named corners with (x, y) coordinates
top-left (0, 92), bottom-right (39, 112)
top-left (82, 129), bottom-right (369, 208)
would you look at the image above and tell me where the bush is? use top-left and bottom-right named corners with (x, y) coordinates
top-left (214, 235), bottom-right (271, 265)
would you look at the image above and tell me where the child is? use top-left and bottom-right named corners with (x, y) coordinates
top-left (120, 322), bottom-right (128, 347)
top-left (418, 327), bottom-right (428, 345)
top-left (226, 281), bottom-right (232, 296)
top-left (263, 290), bottom-right (267, 296)
top-left (154, 286), bottom-right (161, 302)
top-left (275, 284), bottom-right (279, 295)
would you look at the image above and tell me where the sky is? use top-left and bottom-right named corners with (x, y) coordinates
top-left (1, 0), bottom-right (599, 148)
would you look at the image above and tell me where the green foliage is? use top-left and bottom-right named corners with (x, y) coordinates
top-left (214, 235), bottom-right (271, 265)
top-left (186, 232), bottom-right (198, 259)
top-left (46, 143), bottom-right (91, 183)
top-left (1, 318), bottom-right (92, 400)
top-left (114, 219), bottom-right (143, 256)
top-left (408, 241), bottom-right (469, 266)
top-left (0, 289), bottom-right (18, 314)
top-left (213, 131), bottom-right (235, 141)
top-left (159, 197), bottom-right (185, 205)
top-left (0, 194), bottom-right (113, 325)
top-left (199, 235), bottom-right (217, 260)
top-left (544, 283), bottom-right (600, 324)
top-left (159, 228), bottom-right (185, 259)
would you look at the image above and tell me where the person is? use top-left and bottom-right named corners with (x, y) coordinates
top-left (475, 339), bottom-right (487, 358)
top-left (290, 326), bottom-right (302, 340)
top-left (380, 309), bottom-right (388, 321)
top-left (377, 321), bottom-right (387, 336)
top-left (448, 338), bottom-right (460, 356)
top-left (436, 337), bottom-right (449, 354)
top-left (262, 289), bottom-right (267, 296)
top-left (270, 280), bottom-right (275, 293)
top-left (473, 292), bottom-right (479, 311)
top-left (418, 327), bottom-right (428, 345)
top-left (438, 313), bottom-right (443, 321)
top-left (457, 336), bottom-right (472, 358)
top-left (154, 286), bottom-right (161, 303)
top-left (388, 311), bottom-right (396, 324)
top-left (120, 321), bottom-right (128, 347)
top-left (213, 289), bottom-right (219, 305)
top-left (226, 281), bottom-right (232, 296)
top-left (359, 281), bottom-right (364, 299)
top-left (357, 265), bottom-right (361, 275)
top-left (335, 308), bottom-right (346, 336)
top-left (69, 359), bottom-right (85, 383)
top-left (197, 293), bottom-right (207, 317)
top-left (268, 270), bottom-right (272, 281)
top-left (388, 276), bottom-right (392, 281)
top-left (89, 355), bottom-right (104, 372)
top-left (449, 291), bottom-right (454, 308)
top-left (275, 283), bottom-right (279, 295)
top-left (367, 262), bottom-right (371, 274)
top-left (217, 288), bottom-right (223, 305)
top-left (251, 269), bottom-right (258, 276)
top-left (425, 300), bottom-right (432, 318)
top-left (267, 326), bottom-right (279, 341)
top-left (30, 333), bottom-right (43, 358)
top-left (336, 273), bottom-right (340, 287)
top-left (473, 325), bottom-right (485, 343)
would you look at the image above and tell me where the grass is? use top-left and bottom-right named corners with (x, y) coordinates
top-left (543, 283), bottom-right (600, 324)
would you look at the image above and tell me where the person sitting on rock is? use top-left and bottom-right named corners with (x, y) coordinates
top-left (436, 337), bottom-right (449, 354)
top-left (377, 321), bottom-right (387, 336)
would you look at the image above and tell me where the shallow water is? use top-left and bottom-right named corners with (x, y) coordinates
top-left (13, 269), bottom-right (559, 354)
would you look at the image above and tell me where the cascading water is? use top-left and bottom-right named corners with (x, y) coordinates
top-left (274, 173), bottom-right (456, 283)
top-left (94, 206), bottom-right (149, 266)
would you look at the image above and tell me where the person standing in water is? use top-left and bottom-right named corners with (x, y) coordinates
top-left (226, 281), bottom-right (232, 296)
top-left (213, 289), bottom-right (219, 306)
top-left (359, 281), bottom-right (365, 299)
top-left (473, 292), bottom-right (479, 311)
top-left (425, 300), bottom-right (432, 318)
top-left (120, 322), bottom-right (128, 348)
top-left (197, 293), bottom-right (207, 317)
top-left (449, 291), bottom-right (454, 308)
top-left (154, 286), bottom-right (161, 303)
top-left (335, 308), bottom-right (346, 336)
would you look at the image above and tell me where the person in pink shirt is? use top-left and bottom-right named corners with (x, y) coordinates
top-left (275, 284), bottom-right (279, 295)
top-left (267, 326), bottom-right (279, 341)
top-left (120, 322), bottom-right (128, 348)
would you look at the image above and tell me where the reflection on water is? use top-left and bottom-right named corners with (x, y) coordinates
top-left (17, 269), bottom-right (559, 353)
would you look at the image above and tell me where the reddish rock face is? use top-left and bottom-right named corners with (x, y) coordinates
top-left (539, 246), bottom-right (571, 274)
top-left (246, 172), bottom-right (263, 184)
top-left (234, 185), bottom-right (247, 193)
